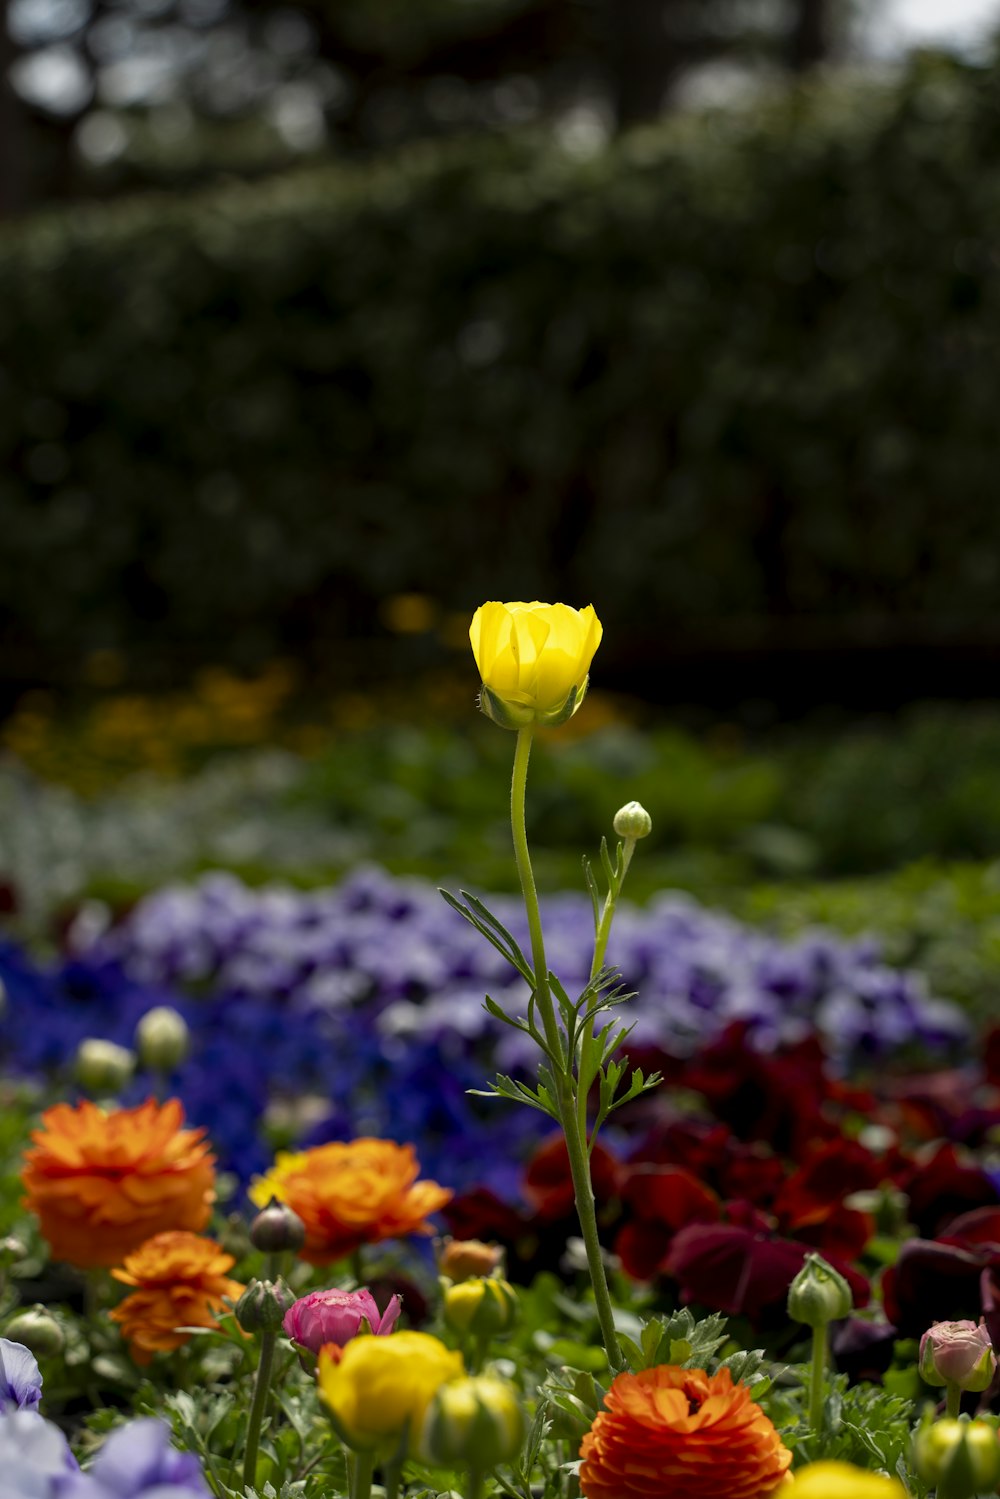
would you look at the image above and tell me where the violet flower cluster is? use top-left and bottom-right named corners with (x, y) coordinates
top-left (0, 866), bottom-right (967, 1195)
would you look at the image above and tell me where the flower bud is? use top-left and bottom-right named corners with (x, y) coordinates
top-left (470, 602), bottom-right (602, 731)
top-left (419, 1374), bottom-right (523, 1469)
top-left (3, 1307), bottom-right (64, 1359)
top-left (436, 1238), bottom-right (505, 1283)
top-left (74, 1039), bottom-right (135, 1095)
top-left (913, 1416), bottom-right (1000, 1498)
top-left (920, 1320), bottom-right (997, 1393)
top-left (443, 1277), bottom-right (518, 1338)
top-left (135, 1007), bottom-right (189, 1073)
top-left (0, 1237), bottom-right (27, 1265)
top-left (249, 1196), bottom-right (306, 1255)
top-left (235, 1278), bottom-right (296, 1334)
top-left (613, 802), bottom-right (652, 840)
top-left (787, 1253), bottom-right (853, 1330)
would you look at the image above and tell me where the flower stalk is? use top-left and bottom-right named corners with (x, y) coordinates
top-left (243, 1327), bottom-right (277, 1490)
top-left (510, 726), bottom-right (625, 1374)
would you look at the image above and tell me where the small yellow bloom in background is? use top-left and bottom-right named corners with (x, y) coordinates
top-left (318, 1329), bottom-right (464, 1452)
top-left (470, 601), bottom-right (602, 729)
top-left (786, 1461), bottom-right (907, 1497)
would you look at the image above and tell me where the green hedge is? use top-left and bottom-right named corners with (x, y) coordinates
top-left (3, 55), bottom-right (1000, 681)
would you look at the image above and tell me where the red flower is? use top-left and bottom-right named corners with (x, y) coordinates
top-left (666, 1210), bottom-right (869, 1326)
top-left (614, 1166), bottom-right (721, 1282)
top-left (522, 1136), bottom-right (622, 1221)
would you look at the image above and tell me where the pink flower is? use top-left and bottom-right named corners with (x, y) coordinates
top-left (282, 1287), bottom-right (402, 1354)
top-left (919, 1319), bottom-right (996, 1392)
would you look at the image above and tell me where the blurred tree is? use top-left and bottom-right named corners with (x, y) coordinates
top-left (0, 0), bottom-right (843, 214)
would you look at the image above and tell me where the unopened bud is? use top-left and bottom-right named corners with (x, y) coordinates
top-left (235, 1278), bottom-right (296, 1334)
top-left (613, 801), bottom-right (652, 840)
top-left (913, 1416), bottom-right (1000, 1498)
top-left (443, 1277), bottom-right (518, 1338)
top-left (75, 1038), bottom-right (135, 1095)
top-left (135, 1007), bottom-right (189, 1073)
top-left (920, 1320), bottom-right (997, 1393)
top-left (250, 1196), bottom-right (306, 1255)
top-left (436, 1238), bottom-right (505, 1283)
top-left (419, 1374), bottom-right (523, 1469)
top-left (0, 1237), bottom-right (27, 1264)
top-left (787, 1253), bottom-right (853, 1330)
top-left (3, 1306), bottom-right (65, 1359)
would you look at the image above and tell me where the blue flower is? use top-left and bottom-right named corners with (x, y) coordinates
top-left (0, 1339), bottom-right (43, 1412)
top-left (73, 1419), bottom-right (210, 1498)
top-left (0, 1411), bottom-right (78, 1498)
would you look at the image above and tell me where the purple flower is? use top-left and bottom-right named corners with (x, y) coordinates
top-left (0, 1339), bottom-right (43, 1413)
top-left (79, 1420), bottom-right (210, 1498)
top-left (0, 1411), bottom-right (80, 1499)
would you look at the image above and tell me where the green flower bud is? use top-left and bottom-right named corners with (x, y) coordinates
top-left (613, 801), bottom-right (652, 840)
top-left (913, 1416), bottom-right (1000, 1499)
top-left (135, 1006), bottom-right (190, 1073)
top-left (419, 1374), bottom-right (523, 1469)
top-left (74, 1038), bottom-right (135, 1095)
top-left (249, 1196), bottom-right (306, 1255)
top-left (787, 1253), bottom-right (853, 1330)
top-left (235, 1278), bottom-right (296, 1334)
top-left (443, 1277), bottom-right (518, 1338)
top-left (4, 1306), bottom-right (65, 1358)
top-left (0, 1236), bottom-right (27, 1264)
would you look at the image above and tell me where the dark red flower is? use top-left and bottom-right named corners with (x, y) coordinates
top-left (665, 1218), bottom-right (869, 1326)
top-left (523, 1136), bottom-right (622, 1221)
top-left (899, 1145), bottom-right (1000, 1239)
top-left (614, 1166), bottom-right (721, 1282)
top-left (881, 1239), bottom-right (997, 1338)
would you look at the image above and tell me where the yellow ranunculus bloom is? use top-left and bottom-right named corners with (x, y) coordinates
top-left (419, 1374), bottom-right (524, 1468)
top-left (469, 601), bottom-right (602, 729)
top-left (786, 1461), bottom-right (907, 1497)
top-left (318, 1330), bottom-right (464, 1452)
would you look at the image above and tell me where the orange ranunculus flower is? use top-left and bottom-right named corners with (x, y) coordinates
top-left (109, 1230), bottom-right (244, 1364)
top-left (249, 1137), bottom-right (452, 1265)
top-left (21, 1098), bottom-right (216, 1268)
top-left (579, 1365), bottom-right (792, 1499)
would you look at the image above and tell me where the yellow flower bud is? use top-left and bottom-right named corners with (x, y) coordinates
top-left (419, 1374), bottom-right (523, 1469)
top-left (135, 1006), bottom-right (190, 1073)
top-left (317, 1330), bottom-right (464, 1453)
top-left (443, 1277), bottom-right (518, 1338)
top-left (469, 601), bottom-right (602, 729)
top-left (913, 1416), bottom-right (1000, 1496)
top-left (786, 1461), bottom-right (907, 1497)
top-left (74, 1039), bottom-right (135, 1094)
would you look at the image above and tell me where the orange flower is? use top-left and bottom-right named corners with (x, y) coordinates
top-left (22, 1098), bottom-right (216, 1268)
top-left (109, 1230), bottom-right (244, 1364)
top-left (579, 1365), bottom-right (792, 1499)
top-left (249, 1137), bottom-right (452, 1265)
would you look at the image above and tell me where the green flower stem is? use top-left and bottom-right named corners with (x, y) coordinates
top-left (242, 1327), bottom-right (277, 1491)
top-left (381, 1457), bottom-right (403, 1499)
top-left (511, 727), bottom-right (625, 1375)
top-left (945, 1380), bottom-right (962, 1419)
top-left (466, 1470), bottom-right (485, 1499)
top-left (808, 1324), bottom-right (827, 1434)
top-left (577, 836), bottom-right (636, 1145)
top-left (350, 1450), bottom-right (375, 1499)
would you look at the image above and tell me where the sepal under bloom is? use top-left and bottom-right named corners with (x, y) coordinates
top-left (470, 602), bottom-right (602, 729)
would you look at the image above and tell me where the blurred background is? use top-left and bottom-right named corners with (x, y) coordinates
top-left (5, 0), bottom-right (1000, 936)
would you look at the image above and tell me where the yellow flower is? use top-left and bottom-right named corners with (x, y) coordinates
top-left (469, 601), bottom-right (602, 729)
top-left (786, 1462), bottom-right (907, 1497)
top-left (419, 1374), bottom-right (523, 1468)
top-left (318, 1330), bottom-right (464, 1452)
